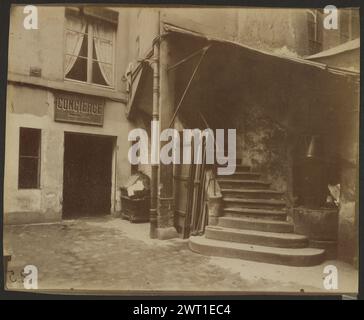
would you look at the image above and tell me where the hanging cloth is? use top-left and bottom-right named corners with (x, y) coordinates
top-left (93, 23), bottom-right (113, 86)
top-left (64, 16), bottom-right (87, 76)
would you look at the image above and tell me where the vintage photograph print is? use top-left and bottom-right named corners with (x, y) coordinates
top-left (3, 5), bottom-right (360, 295)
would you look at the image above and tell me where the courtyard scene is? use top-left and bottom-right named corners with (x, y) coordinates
top-left (3, 6), bottom-right (360, 295)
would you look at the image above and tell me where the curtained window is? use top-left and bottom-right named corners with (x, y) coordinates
top-left (307, 9), bottom-right (323, 55)
top-left (64, 8), bottom-right (116, 87)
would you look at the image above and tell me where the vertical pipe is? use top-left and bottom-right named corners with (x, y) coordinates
top-left (114, 142), bottom-right (117, 212)
top-left (150, 14), bottom-right (160, 239)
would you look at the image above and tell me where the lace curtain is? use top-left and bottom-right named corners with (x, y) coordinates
top-left (93, 23), bottom-right (113, 86)
top-left (64, 16), bottom-right (87, 76)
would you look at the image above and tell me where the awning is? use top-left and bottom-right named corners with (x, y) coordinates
top-left (126, 23), bottom-right (359, 128)
top-left (164, 23), bottom-right (359, 78)
top-left (125, 61), bottom-right (153, 119)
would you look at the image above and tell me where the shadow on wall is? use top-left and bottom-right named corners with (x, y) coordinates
top-left (236, 104), bottom-right (290, 195)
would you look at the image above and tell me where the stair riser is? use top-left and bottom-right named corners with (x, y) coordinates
top-left (218, 219), bottom-right (294, 233)
top-left (205, 229), bottom-right (308, 248)
top-left (223, 201), bottom-right (286, 210)
top-left (221, 191), bottom-right (284, 200)
top-left (189, 241), bottom-right (325, 267)
top-left (227, 173), bottom-right (261, 180)
top-left (219, 159), bottom-right (243, 166)
top-left (235, 166), bottom-right (251, 173)
top-left (223, 212), bottom-right (287, 221)
top-left (218, 181), bottom-right (270, 189)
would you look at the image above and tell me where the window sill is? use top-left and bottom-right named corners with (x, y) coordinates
top-left (64, 78), bottom-right (116, 92)
top-left (8, 72), bottom-right (128, 103)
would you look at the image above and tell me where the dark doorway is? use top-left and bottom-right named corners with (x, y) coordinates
top-left (62, 132), bottom-right (114, 218)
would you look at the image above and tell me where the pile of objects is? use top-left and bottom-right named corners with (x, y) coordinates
top-left (120, 171), bottom-right (150, 223)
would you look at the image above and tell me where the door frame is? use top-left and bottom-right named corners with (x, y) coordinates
top-left (62, 131), bottom-right (117, 218)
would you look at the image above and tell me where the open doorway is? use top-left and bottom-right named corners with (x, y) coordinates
top-left (62, 132), bottom-right (115, 219)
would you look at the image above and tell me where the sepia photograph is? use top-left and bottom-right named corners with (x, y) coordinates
top-left (1, 3), bottom-right (360, 297)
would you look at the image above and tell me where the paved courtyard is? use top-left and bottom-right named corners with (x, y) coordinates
top-left (3, 216), bottom-right (358, 295)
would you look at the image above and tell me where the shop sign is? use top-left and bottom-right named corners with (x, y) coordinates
top-left (54, 92), bottom-right (105, 126)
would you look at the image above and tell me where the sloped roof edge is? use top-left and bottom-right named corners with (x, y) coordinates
top-left (163, 23), bottom-right (359, 79)
top-left (305, 38), bottom-right (360, 60)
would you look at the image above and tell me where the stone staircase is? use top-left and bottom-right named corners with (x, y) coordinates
top-left (189, 163), bottom-right (326, 266)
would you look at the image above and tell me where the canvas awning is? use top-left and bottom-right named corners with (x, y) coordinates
top-left (126, 23), bottom-right (359, 128)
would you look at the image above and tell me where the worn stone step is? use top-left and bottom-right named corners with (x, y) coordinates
top-left (219, 158), bottom-right (243, 166)
top-left (189, 236), bottom-right (325, 266)
top-left (218, 216), bottom-right (294, 233)
top-left (221, 188), bottom-right (284, 200)
top-left (205, 226), bottom-right (308, 248)
top-left (235, 165), bottom-right (251, 172)
top-left (223, 197), bottom-right (286, 209)
top-left (228, 172), bottom-right (261, 180)
top-left (217, 179), bottom-right (271, 189)
top-left (223, 207), bottom-right (287, 221)
top-left (220, 163), bottom-right (250, 171)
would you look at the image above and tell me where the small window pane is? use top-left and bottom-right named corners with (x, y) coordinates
top-left (19, 128), bottom-right (40, 156)
top-left (18, 128), bottom-right (41, 189)
top-left (92, 61), bottom-right (112, 86)
top-left (65, 30), bottom-right (88, 58)
top-left (65, 56), bottom-right (88, 82)
top-left (19, 158), bottom-right (39, 189)
top-left (93, 37), bottom-right (113, 64)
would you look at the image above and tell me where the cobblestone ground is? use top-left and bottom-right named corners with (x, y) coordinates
top-left (3, 217), bottom-right (358, 295)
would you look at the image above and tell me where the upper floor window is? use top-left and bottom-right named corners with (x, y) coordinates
top-left (340, 8), bottom-right (360, 43)
top-left (307, 9), bottom-right (323, 55)
top-left (64, 7), bottom-right (117, 87)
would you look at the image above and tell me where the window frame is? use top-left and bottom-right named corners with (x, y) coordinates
top-left (306, 9), bottom-right (323, 55)
top-left (339, 9), bottom-right (359, 43)
top-left (63, 11), bottom-right (116, 89)
top-left (18, 127), bottom-right (42, 190)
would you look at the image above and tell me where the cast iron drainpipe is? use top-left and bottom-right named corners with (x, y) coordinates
top-left (149, 35), bottom-right (160, 239)
top-left (149, 26), bottom-right (210, 238)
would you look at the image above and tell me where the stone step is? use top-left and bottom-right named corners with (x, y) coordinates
top-left (223, 207), bottom-right (287, 221)
top-left (189, 236), bottom-right (325, 266)
top-left (228, 172), bottom-right (261, 180)
top-left (218, 216), bottom-right (294, 233)
top-left (217, 179), bottom-right (271, 189)
top-left (219, 158), bottom-right (243, 166)
top-left (235, 165), bottom-right (251, 172)
top-left (221, 188), bottom-right (284, 200)
top-left (223, 197), bottom-right (286, 210)
top-left (205, 226), bottom-right (308, 248)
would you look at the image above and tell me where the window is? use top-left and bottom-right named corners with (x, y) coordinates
top-left (340, 9), bottom-right (360, 43)
top-left (64, 7), bottom-right (116, 87)
top-left (307, 9), bottom-right (323, 54)
top-left (18, 128), bottom-right (41, 189)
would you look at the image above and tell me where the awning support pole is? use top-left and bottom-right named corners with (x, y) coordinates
top-left (168, 45), bottom-right (210, 129)
top-left (167, 46), bottom-right (209, 72)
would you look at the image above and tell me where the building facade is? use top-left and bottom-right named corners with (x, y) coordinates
top-left (4, 6), bottom-right (135, 223)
